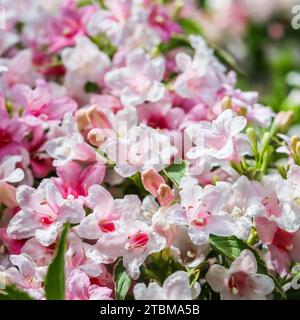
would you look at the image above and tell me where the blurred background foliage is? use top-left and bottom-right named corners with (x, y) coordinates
top-left (165, 0), bottom-right (300, 122)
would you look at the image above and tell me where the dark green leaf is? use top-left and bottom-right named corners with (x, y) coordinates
top-left (113, 259), bottom-right (131, 300)
top-left (0, 285), bottom-right (33, 300)
top-left (213, 46), bottom-right (244, 76)
top-left (84, 81), bottom-right (99, 93)
top-left (178, 18), bottom-right (203, 35)
top-left (90, 33), bottom-right (116, 58)
top-left (44, 224), bottom-right (69, 300)
top-left (209, 235), bottom-right (287, 299)
top-left (164, 161), bottom-right (189, 187)
top-left (158, 35), bottom-right (191, 54)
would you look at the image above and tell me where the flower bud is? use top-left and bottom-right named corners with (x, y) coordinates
top-left (141, 168), bottom-right (165, 196)
top-left (291, 135), bottom-right (300, 154)
top-left (274, 111), bottom-right (294, 132)
top-left (87, 128), bottom-right (107, 147)
top-left (75, 108), bottom-right (89, 132)
top-left (221, 96), bottom-right (232, 110)
top-left (157, 183), bottom-right (174, 207)
top-left (87, 105), bottom-right (112, 129)
top-left (0, 183), bottom-right (17, 208)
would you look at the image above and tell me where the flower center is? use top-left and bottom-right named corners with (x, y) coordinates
top-left (227, 271), bottom-right (250, 296)
top-left (98, 219), bottom-right (116, 233)
top-left (125, 231), bottom-right (149, 249)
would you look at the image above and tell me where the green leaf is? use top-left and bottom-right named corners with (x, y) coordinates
top-left (164, 161), bottom-right (189, 187)
top-left (212, 46), bottom-right (244, 77)
top-left (209, 235), bottom-right (287, 299)
top-left (84, 81), bottom-right (99, 93)
top-left (113, 259), bottom-right (131, 300)
top-left (178, 18), bottom-right (203, 35)
top-left (286, 288), bottom-right (300, 300)
top-left (0, 285), bottom-right (33, 300)
top-left (158, 35), bottom-right (191, 54)
top-left (44, 224), bottom-right (69, 300)
top-left (90, 33), bottom-right (116, 58)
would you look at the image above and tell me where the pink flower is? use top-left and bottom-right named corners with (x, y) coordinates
top-left (96, 220), bottom-right (166, 279)
top-left (66, 232), bottom-right (112, 277)
top-left (102, 124), bottom-right (176, 177)
top-left (166, 177), bottom-right (238, 244)
top-left (174, 35), bottom-right (226, 106)
top-left (7, 180), bottom-right (85, 246)
top-left (44, 113), bottom-right (97, 167)
top-left (134, 271), bottom-right (200, 300)
top-left (66, 269), bottom-right (112, 300)
top-left (53, 161), bottom-right (105, 201)
top-left (5, 253), bottom-right (46, 299)
top-left (75, 185), bottom-right (141, 241)
top-left (0, 109), bottom-right (30, 159)
top-left (147, 4), bottom-right (181, 42)
top-left (61, 36), bottom-right (110, 101)
top-left (137, 94), bottom-right (185, 130)
top-left (255, 217), bottom-right (300, 277)
top-left (206, 250), bottom-right (275, 300)
top-left (86, 0), bottom-right (134, 46)
top-left (2, 49), bottom-right (41, 88)
top-left (10, 79), bottom-right (77, 125)
top-left (47, 1), bottom-right (95, 52)
top-left (141, 168), bottom-right (174, 207)
top-left (0, 155), bottom-right (24, 185)
top-left (186, 109), bottom-right (250, 169)
top-left (105, 48), bottom-right (165, 107)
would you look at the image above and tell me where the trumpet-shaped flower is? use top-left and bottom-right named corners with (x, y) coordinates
top-left (105, 48), bottom-right (165, 107)
top-left (206, 250), bottom-right (275, 300)
top-left (134, 271), bottom-right (200, 300)
top-left (7, 180), bottom-right (85, 246)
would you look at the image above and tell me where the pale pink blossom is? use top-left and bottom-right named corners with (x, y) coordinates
top-left (10, 79), bottom-right (77, 125)
top-left (206, 250), bottom-right (275, 300)
top-left (61, 36), bottom-right (110, 101)
top-left (52, 161), bottom-right (105, 202)
top-left (66, 269), bottom-right (112, 300)
top-left (186, 109), bottom-right (250, 169)
top-left (166, 177), bottom-right (238, 244)
top-left (44, 113), bottom-right (97, 167)
top-left (102, 124), bottom-right (176, 177)
top-left (105, 48), bottom-right (165, 107)
top-left (174, 35), bottom-right (226, 105)
top-left (75, 184), bottom-right (141, 241)
top-left (47, 1), bottom-right (95, 52)
top-left (5, 253), bottom-right (46, 299)
top-left (255, 217), bottom-right (300, 277)
top-left (134, 271), bottom-right (200, 300)
top-left (7, 180), bottom-right (85, 246)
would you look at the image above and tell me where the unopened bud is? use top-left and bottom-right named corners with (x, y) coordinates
top-left (141, 168), bottom-right (165, 197)
top-left (291, 135), bottom-right (300, 154)
top-left (87, 128), bottom-right (106, 147)
top-left (87, 105), bottom-right (112, 129)
top-left (274, 111), bottom-right (294, 132)
top-left (75, 108), bottom-right (89, 132)
top-left (221, 96), bottom-right (232, 110)
top-left (247, 127), bottom-right (257, 154)
top-left (296, 141), bottom-right (300, 157)
top-left (157, 183), bottom-right (174, 207)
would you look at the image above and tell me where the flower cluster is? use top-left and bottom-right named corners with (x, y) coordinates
top-left (0, 0), bottom-right (298, 300)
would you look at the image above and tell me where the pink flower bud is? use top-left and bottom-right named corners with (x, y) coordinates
top-left (141, 168), bottom-right (165, 196)
top-left (88, 128), bottom-right (107, 147)
top-left (86, 105), bottom-right (112, 129)
top-left (157, 183), bottom-right (174, 207)
top-left (0, 183), bottom-right (17, 208)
